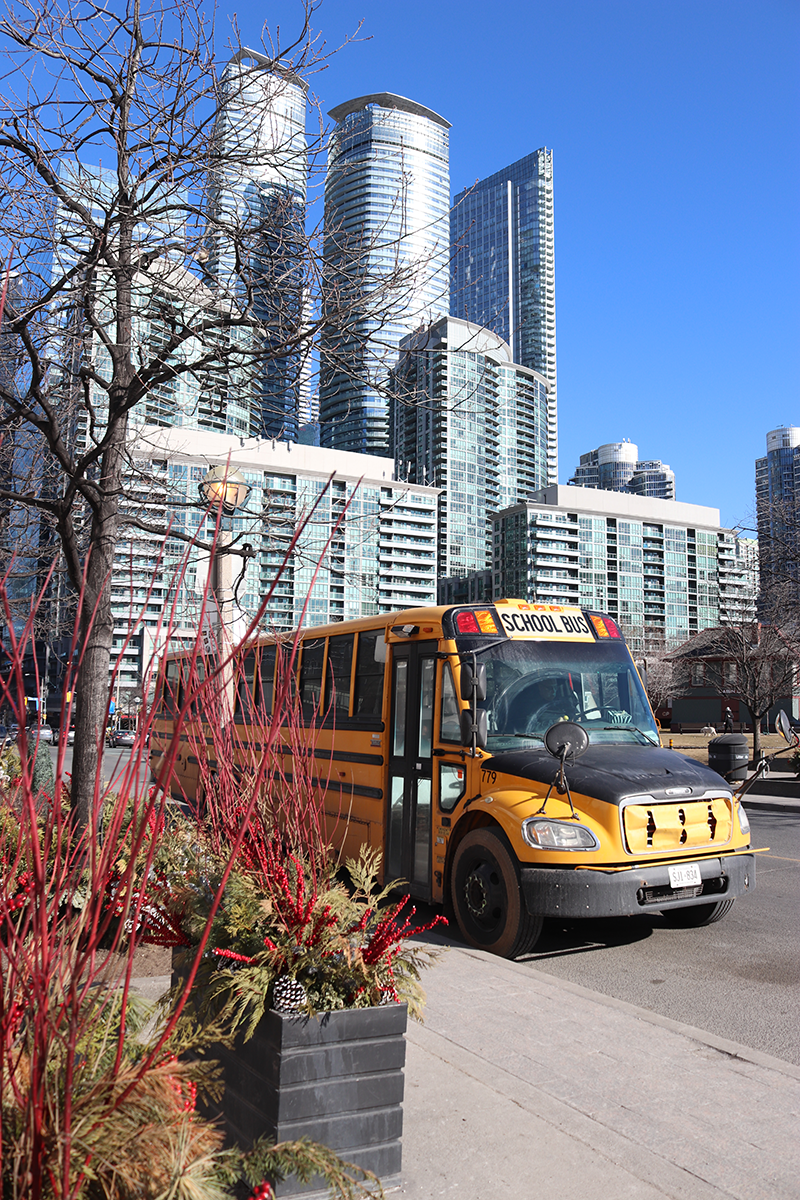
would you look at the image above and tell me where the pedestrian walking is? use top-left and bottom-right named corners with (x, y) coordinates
top-left (724, 706), bottom-right (733, 733)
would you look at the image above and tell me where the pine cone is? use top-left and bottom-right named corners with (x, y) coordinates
top-left (272, 975), bottom-right (308, 1013)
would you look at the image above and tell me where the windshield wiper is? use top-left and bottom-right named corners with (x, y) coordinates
top-left (489, 732), bottom-right (544, 743)
top-left (602, 725), bottom-right (659, 745)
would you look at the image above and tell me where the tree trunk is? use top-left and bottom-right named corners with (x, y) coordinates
top-left (752, 715), bottom-right (763, 765)
top-left (70, 426), bottom-right (127, 829)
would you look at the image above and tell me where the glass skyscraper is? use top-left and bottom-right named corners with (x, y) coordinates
top-left (391, 316), bottom-right (550, 587)
top-left (320, 93), bottom-right (451, 456)
top-left (206, 50), bottom-right (309, 440)
top-left (755, 425), bottom-right (800, 608)
top-left (450, 149), bottom-right (557, 482)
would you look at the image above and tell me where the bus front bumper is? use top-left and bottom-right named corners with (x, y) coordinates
top-left (519, 853), bottom-right (755, 919)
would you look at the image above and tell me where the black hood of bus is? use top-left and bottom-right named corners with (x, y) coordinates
top-left (484, 744), bottom-right (729, 807)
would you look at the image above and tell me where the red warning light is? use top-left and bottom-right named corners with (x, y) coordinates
top-left (455, 611), bottom-right (480, 634)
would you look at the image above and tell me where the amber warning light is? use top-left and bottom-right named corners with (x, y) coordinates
top-left (454, 609), bottom-right (499, 635)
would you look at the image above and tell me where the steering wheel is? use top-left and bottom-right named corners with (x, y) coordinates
top-left (525, 695), bottom-right (581, 734)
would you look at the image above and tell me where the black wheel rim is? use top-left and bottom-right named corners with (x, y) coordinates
top-left (460, 852), bottom-right (507, 937)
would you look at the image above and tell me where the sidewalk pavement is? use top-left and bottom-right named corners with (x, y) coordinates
top-left (132, 940), bottom-right (800, 1200)
top-left (397, 941), bottom-right (800, 1200)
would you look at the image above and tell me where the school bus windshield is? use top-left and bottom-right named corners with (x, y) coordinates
top-left (465, 638), bottom-right (660, 748)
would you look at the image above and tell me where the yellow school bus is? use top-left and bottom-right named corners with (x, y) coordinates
top-left (151, 600), bottom-right (756, 958)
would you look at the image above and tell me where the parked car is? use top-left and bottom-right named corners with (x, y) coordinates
top-left (19, 723), bottom-right (54, 744)
top-left (108, 728), bottom-right (136, 748)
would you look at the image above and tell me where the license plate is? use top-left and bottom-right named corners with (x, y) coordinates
top-left (668, 862), bottom-right (702, 889)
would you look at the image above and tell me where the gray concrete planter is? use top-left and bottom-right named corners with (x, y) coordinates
top-left (208, 1003), bottom-right (407, 1197)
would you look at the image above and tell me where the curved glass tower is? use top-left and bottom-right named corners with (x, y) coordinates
top-left (206, 50), bottom-right (309, 440)
top-left (320, 93), bottom-right (450, 456)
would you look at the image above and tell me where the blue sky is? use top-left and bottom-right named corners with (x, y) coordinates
top-left (227, 0), bottom-right (799, 532)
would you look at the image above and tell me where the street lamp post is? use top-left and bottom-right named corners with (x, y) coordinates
top-left (199, 465), bottom-right (252, 634)
top-left (199, 465), bottom-right (251, 719)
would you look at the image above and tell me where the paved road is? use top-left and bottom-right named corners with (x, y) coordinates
top-left (50, 743), bottom-right (152, 793)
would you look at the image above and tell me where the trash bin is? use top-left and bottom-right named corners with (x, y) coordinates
top-left (708, 734), bottom-right (749, 782)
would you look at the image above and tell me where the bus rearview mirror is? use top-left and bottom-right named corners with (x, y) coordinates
top-left (460, 662), bottom-right (487, 703)
top-left (776, 710), bottom-right (797, 745)
top-left (461, 707), bottom-right (487, 750)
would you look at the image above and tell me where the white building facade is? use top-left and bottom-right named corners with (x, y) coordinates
top-left (111, 430), bottom-right (439, 696)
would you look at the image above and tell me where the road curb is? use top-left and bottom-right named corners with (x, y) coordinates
top-left (515, 958), bottom-right (800, 1079)
top-left (741, 795), bottom-right (800, 811)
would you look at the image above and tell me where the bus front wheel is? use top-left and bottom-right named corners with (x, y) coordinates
top-left (451, 829), bottom-right (543, 958)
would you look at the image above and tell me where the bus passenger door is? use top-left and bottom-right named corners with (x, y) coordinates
top-left (386, 642), bottom-right (437, 900)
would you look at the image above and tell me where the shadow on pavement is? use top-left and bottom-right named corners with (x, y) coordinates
top-left (408, 902), bottom-right (654, 959)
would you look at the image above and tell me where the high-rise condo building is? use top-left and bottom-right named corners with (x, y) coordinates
top-left (206, 51), bottom-right (309, 440)
top-left (320, 94), bottom-right (451, 456)
top-left (492, 486), bottom-right (756, 651)
top-left (755, 425), bottom-right (800, 608)
top-left (569, 441), bottom-right (676, 500)
top-left (450, 149), bottom-right (557, 482)
top-left (391, 316), bottom-right (549, 589)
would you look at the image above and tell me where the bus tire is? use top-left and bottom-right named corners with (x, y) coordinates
top-left (451, 829), bottom-right (543, 958)
top-left (660, 898), bottom-right (735, 927)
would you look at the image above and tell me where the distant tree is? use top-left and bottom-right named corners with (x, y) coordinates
top-left (669, 621), bottom-right (798, 761)
top-left (632, 633), bottom-right (674, 722)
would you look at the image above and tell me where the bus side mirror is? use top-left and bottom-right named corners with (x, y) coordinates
top-left (461, 707), bottom-right (487, 750)
top-left (776, 710), bottom-right (798, 746)
top-left (460, 662), bottom-right (487, 702)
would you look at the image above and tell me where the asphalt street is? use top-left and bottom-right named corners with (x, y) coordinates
top-left (50, 742), bottom-right (152, 793)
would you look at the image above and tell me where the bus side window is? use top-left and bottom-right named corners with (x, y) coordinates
top-left (300, 639), bottom-right (326, 719)
top-left (188, 655), bottom-right (208, 714)
top-left (439, 663), bottom-right (461, 742)
top-left (325, 633), bottom-right (354, 717)
top-left (257, 646), bottom-right (276, 716)
top-left (273, 643), bottom-right (298, 714)
top-left (162, 659), bottom-right (182, 717)
top-left (439, 763), bottom-right (466, 812)
top-left (234, 650), bottom-right (257, 723)
top-left (353, 631), bottom-right (386, 718)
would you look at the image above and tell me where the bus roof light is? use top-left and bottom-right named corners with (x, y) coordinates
top-left (590, 615), bottom-right (621, 639)
top-left (454, 609), bottom-right (499, 635)
top-left (455, 612), bottom-right (480, 634)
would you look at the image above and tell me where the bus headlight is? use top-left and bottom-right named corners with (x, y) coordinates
top-left (737, 803), bottom-right (750, 836)
top-left (522, 819), bottom-right (600, 851)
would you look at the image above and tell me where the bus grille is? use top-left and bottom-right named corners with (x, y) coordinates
top-left (623, 798), bottom-right (732, 854)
